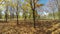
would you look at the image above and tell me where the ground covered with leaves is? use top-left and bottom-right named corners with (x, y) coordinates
top-left (0, 20), bottom-right (60, 34)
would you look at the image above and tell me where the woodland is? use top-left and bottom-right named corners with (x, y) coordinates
top-left (0, 0), bottom-right (60, 34)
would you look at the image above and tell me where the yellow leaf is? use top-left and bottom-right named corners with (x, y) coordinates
top-left (26, 3), bottom-right (30, 7)
top-left (0, 0), bottom-right (2, 2)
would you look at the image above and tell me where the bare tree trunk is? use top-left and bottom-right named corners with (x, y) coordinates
top-left (0, 11), bottom-right (2, 19)
top-left (10, 13), bottom-right (14, 20)
top-left (30, 0), bottom-right (36, 28)
top-left (5, 6), bottom-right (8, 22)
top-left (23, 11), bottom-right (27, 20)
top-left (16, 0), bottom-right (19, 25)
top-left (16, 12), bottom-right (18, 24)
top-left (5, 1), bottom-right (8, 22)
top-left (57, 0), bottom-right (60, 19)
top-left (53, 10), bottom-right (55, 20)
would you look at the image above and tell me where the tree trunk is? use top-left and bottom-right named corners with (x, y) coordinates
top-left (16, 0), bottom-right (19, 25)
top-left (10, 13), bottom-right (14, 20)
top-left (5, 10), bottom-right (8, 22)
top-left (5, 5), bottom-right (8, 22)
top-left (53, 10), bottom-right (55, 20)
top-left (16, 12), bottom-right (18, 24)
top-left (23, 11), bottom-right (27, 20)
top-left (56, 0), bottom-right (60, 19)
top-left (30, 0), bottom-right (36, 28)
top-left (0, 11), bottom-right (2, 19)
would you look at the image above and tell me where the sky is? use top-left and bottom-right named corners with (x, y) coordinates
top-left (38, 0), bottom-right (48, 5)
top-left (37, 0), bottom-right (49, 16)
top-left (20, 0), bottom-right (48, 5)
top-left (37, 0), bottom-right (58, 16)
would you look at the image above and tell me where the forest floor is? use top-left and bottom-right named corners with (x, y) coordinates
top-left (0, 20), bottom-right (60, 34)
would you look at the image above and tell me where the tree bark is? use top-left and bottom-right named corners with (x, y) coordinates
top-left (5, 6), bottom-right (8, 22)
top-left (56, 0), bottom-right (60, 19)
top-left (16, 0), bottom-right (19, 25)
top-left (5, 1), bottom-right (8, 22)
top-left (30, 0), bottom-right (36, 28)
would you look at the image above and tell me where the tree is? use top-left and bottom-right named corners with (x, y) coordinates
top-left (46, 0), bottom-right (58, 19)
top-left (3, 0), bottom-right (9, 22)
top-left (29, 0), bottom-right (43, 28)
top-left (14, 0), bottom-right (19, 24)
top-left (56, 0), bottom-right (60, 19)
top-left (0, 9), bottom-right (2, 19)
top-left (21, 2), bottom-right (31, 20)
top-left (5, 1), bottom-right (8, 22)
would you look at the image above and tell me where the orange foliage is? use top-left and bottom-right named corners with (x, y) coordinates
top-left (35, 4), bottom-right (43, 8)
